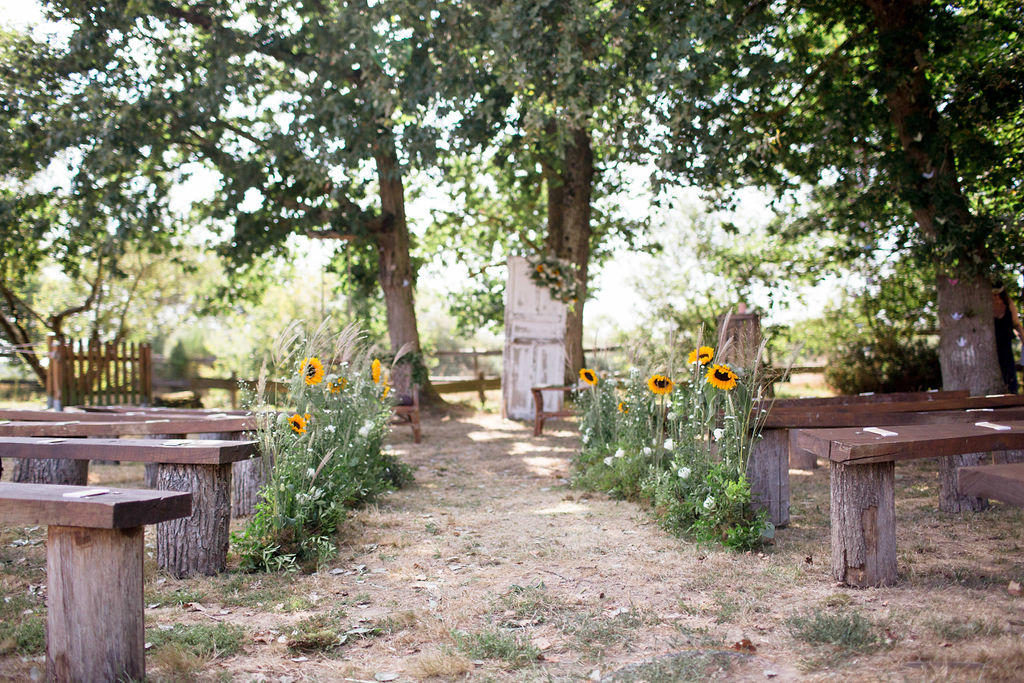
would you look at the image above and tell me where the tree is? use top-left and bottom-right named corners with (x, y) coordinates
top-left (437, 0), bottom-right (654, 379)
top-left (7, 1), bottom-right (458, 401)
top-left (649, 0), bottom-right (1024, 395)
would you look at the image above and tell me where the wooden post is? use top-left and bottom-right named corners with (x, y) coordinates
top-left (747, 428), bottom-right (790, 527)
top-left (938, 453), bottom-right (989, 512)
top-left (156, 462), bottom-right (232, 577)
top-left (46, 525), bottom-right (145, 682)
top-left (830, 461), bottom-right (897, 587)
top-left (141, 344), bottom-right (153, 406)
top-left (194, 432), bottom-right (264, 518)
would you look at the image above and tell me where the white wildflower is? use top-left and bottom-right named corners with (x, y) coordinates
top-left (324, 424), bottom-right (336, 433)
top-left (713, 428), bottom-right (724, 440)
top-left (678, 466), bottom-right (691, 479)
top-left (667, 412), bottom-right (678, 421)
top-left (614, 448), bottom-right (625, 459)
top-left (306, 468), bottom-right (316, 478)
top-left (643, 447), bottom-right (652, 456)
top-left (703, 495), bottom-right (715, 510)
top-left (358, 421), bottom-right (373, 437)
top-left (663, 438), bottom-right (674, 451)
top-left (604, 456), bottom-right (614, 466)
top-left (582, 434), bottom-right (590, 444)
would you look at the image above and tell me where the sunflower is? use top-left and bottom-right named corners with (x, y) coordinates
top-left (381, 380), bottom-right (391, 399)
top-left (371, 358), bottom-right (382, 384)
top-left (328, 377), bottom-right (347, 394)
top-left (288, 413), bottom-right (307, 434)
top-left (687, 346), bottom-right (714, 365)
top-left (617, 401), bottom-right (629, 414)
top-left (299, 357), bottom-right (325, 385)
top-left (647, 374), bottom-right (674, 395)
top-left (706, 363), bottom-right (738, 391)
top-left (536, 263), bottom-right (544, 273)
top-left (579, 368), bottom-right (598, 386)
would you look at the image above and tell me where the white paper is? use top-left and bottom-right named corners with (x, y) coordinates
top-left (62, 488), bottom-right (109, 498)
top-left (858, 392), bottom-right (876, 396)
top-left (161, 439), bottom-right (193, 446)
top-left (975, 421), bottom-right (1012, 431)
top-left (864, 427), bottom-right (898, 437)
top-left (39, 438), bottom-right (66, 444)
top-left (965, 408), bottom-right (994, 412)
top-left (207, 413), bottom-right (230, 419)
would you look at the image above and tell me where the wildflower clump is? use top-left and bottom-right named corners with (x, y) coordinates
top-left (233, 321), bottom-right (412, 572)
top-left (573, 328), bottom-right (774, 550)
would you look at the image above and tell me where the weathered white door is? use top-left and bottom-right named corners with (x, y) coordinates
top-left (502, 256), bottom-right (567, 420)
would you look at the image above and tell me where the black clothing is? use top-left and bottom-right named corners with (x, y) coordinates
top-left (995, 310), bottom-right (1019, 393)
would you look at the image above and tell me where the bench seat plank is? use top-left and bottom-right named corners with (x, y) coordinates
top-left (793, 422), bottom-right (1024, 465)
top-left (0, 436), bottom-right (255, 464)
top-left (765, 394), bottom-right (1024, 428)
top-left (957, 463), bottom-right (1024, 507)
top-left (0, 417), bottom-right (253, 437)
top-left (0, 482), bottom-right (191, 529)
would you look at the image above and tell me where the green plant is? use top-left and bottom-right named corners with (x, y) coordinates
top-left (232, 321), bottom-right (412, 572)
top-left (145, 623), bottom-right (246, 659)
top-left (452, 628), bottom-right (540, 667)
top-left (573, 324), bottom-right (774, 550)
top-left (786, 608), bottom-right (883, 652)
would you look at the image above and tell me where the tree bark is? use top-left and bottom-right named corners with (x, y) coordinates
top-left (747, 428), bottom-right (790, 527)
top-left (544, 126), bottom-right (594, 382)
top-left (373, 144), bottom-right (442, 405)
top-left (12, 458), bottom-right (88, 486)
top-left (830, 460), bottom-right (897, 587)
top-left (46, 525), bottom-right (145, 682)
top-left (156, 462), bottom-right (231, 577)
top-left (192, 431), bottom-right (265, 517)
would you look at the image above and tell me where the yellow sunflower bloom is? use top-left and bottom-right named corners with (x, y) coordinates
top-left (299, 357), bottom-right (325, 385)
top-left (288, 413), bottom-right (307, 434)
top-left (382, 381), bottom-right (391, 399)
top-left (687, 346), bottom-right (714, 365)
top-left (371, 358), bottom-right (382, 384)
top-left (706, 363), bottom-right (738, 391)
top-left (579, 368), bottom-right (598, 386)
top-left (617, 401), bottom-right (629, 414)
top-left (328, 377), bottom-right (347, 394)
top-left (647, 374), bottom-right (674, 395)
top-left (536, 264), bottom-right (544, 273)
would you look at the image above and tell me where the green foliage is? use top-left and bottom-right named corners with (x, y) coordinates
top-left (145, 623), bottom-right (246, 659)
top-left (786, 608), bottom-right (884, 653)
top-left (0, 592), bottom-right (44, 655)
top-left (452, 628), bottom-right (540, 667)
top-left (572, 330), bottom-right (773, 551)
top-left (232, 322), bottom-right (412, 572)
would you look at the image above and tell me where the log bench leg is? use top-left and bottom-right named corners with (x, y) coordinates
top-left (830, 461), bottom-right (897, 587)
top-left (156, 462), bottom-right (231, 577)
top-left (193, 431), bottom-right (266, 518)
top-left (46, 525), bottom-right (144, 682)
top-left (11, 458), bottom-right (88, 486)
top-left (747, 429), bottom-right (790, 527)
top-left (145, 434), bottom-right (187, 488)
top-left (938, 452), bottom-right (989, 513)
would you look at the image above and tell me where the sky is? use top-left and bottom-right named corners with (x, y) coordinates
top-left (1, 0), bottom-right (837, 350)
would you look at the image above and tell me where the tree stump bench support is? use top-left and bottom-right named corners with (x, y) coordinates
top-left (532, 386), bottom-right (575, 436)
top-left (0, 482), bottom-right (191, 682)
top-left (0, 437), bottom-right (255, 577)
top-left (795, 421), bottom-right (1024, 587)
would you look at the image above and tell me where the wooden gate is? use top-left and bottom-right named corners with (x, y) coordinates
top-left (502, 256), bottom-right (567, 420)
top-left (47, 337), bottom-right (152, 409)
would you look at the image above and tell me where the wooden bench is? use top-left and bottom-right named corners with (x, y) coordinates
top-left (0, 416), bottom-right (254, 437)
top-left (795, 421), bottom-right (1024, 587)
top-left (957, 462), bottom-right (1024, 507)
top-left (532, 385), bottom-right (575, 436)
top-left (0, 437), bottom-right (255, 577)
top-left (0, 482), bottom-right (191, 681)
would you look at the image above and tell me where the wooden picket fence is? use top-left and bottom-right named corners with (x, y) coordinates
top-left (46, 337), bottom-right (152, 408)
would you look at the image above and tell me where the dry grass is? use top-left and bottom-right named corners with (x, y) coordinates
top-left (2, 407), bottom-right (1023, 681)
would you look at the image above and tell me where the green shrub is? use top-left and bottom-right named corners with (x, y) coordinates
top-left (232, 321), bottom-right (412, 572)
top-left (145, 623), bottom-right (246, 658)
top-left (786, 608), bottom-right (883, 652)
top-left (825, 336), bottom-right (941, 395)
top-left (452, 628), bottom-right (539, 667)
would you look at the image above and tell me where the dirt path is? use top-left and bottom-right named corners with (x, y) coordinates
top-left (2, 409), bottom-right (1023, 681)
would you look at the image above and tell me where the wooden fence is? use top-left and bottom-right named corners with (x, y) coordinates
top-left (46, 338), bottom-right (152, 408)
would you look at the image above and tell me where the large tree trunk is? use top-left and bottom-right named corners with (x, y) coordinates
top-left (866, 0), bottom-right (1003, 513)
top-left (544, 126), bottom-right (594, 382)
top-left (12, 458), bottom-right (88, 486)
top-left (373, 144), bottom-right (442, 405)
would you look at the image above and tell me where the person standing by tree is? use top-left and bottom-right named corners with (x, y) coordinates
top-left (993, 285), bottom-right (1024, 393)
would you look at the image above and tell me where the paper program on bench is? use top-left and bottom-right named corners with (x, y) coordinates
top-left (62, 488), bottom-right (110, 498)
top-left (974, 421), bottom-right (1012, 431)
top-left (864, 427), bottom-right (899, 437)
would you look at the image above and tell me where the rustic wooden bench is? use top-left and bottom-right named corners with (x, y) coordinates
top-left (0, 482), bottom-right (191, 681)
top-left (0, 437), bottom-right (255, 577)
top-left (957, 462), bottom-right (1024, 507)
top-left (794, 421), bottom-right (1024, 587)
top-left (531, 385), bottom-right (575, 436)
top-left (0, 416), bottom-right (253, 437)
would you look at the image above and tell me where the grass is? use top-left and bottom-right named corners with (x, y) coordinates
top-left (605, 650), bottom-right (741, 682)
top-left (285, 609), bottom-right (400, 655)
top-left (453, 627), bottom-right (539, 667)
top-left (922, 615), bottom-right (1003, 641)
top-left (786, 607), bottom-right (883, 652)
top-left (146, 623), bottom-right (246, 659)
top-left (213, 573), bottom-right (313, 611)
top-left (0, 593), bottom-right (45, 656)
top-left (406, 649), bottom-right (474, 678)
